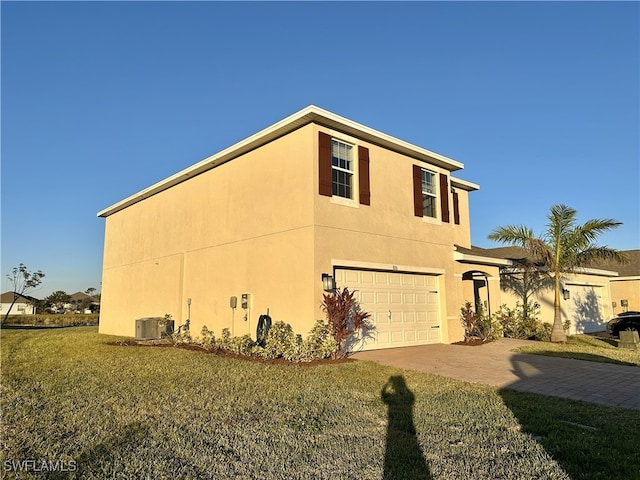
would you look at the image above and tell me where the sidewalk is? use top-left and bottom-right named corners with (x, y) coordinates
top-left (353, 339), bottom-right (640, 410)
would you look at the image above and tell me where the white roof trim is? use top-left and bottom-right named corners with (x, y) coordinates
top-left (451, 177), bottom-right (479, 191)
top-left (332, 259), bottom-right (446, 275)
top-left (610, 275), bottom-right (640, 282)
top-left (453, 251), bottom-right (512, 267)
top-left (98, 105), bottom-right (466, 217)
top-left (572, 267), bottom-right (619, 277)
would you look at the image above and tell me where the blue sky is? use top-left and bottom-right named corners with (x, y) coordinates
top-left (2, 1), bottom-right (638, 298)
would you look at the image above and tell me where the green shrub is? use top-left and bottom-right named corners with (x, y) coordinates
top-left (299, 320), bottom-right (338, 361)
top-left (493, 303), bottom-right (551, 341)
top-left (161, 320), bottom-right (338, 363)
top-left (260, 321), bottom-right (296, 360)
top-left (228, 334), bottom-right (254, 356)
top-left (218, 328), bottom-right (232, 349)
top-left (199, 325), bottom-right (216, 350)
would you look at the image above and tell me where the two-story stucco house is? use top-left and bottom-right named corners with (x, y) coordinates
top-left (97, 106), bottom-right (505, 350)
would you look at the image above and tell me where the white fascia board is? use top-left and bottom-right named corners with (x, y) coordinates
top-left (572, 267), bottom-right (619, 277)
top-left (332, 259), bottom-right (446, 275)
top-left (451, 177), bottom-right (480, 191)
top-left (610, 275), bottom-right (640, 282)
top-left (453, 251), bottom-right (512, 267)
top-left (98, 105), bottom-right (466, 217)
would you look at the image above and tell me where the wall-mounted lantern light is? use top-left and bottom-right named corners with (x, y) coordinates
top-left (322, 273), bottom-right (335, 292)
top-left (563, 289), bottom-right (570, 300)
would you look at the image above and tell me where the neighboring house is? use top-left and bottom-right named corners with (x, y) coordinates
top-left (0, 291), bottom-right (38, 315)
top-left (69, 292), bottom-right (100, 313)
top-left (595, 249), bottom-right (640, 316)
top-left (476, 246), bottom-right (629, 334)
top-left (97, 106), bottom-right (509, 349)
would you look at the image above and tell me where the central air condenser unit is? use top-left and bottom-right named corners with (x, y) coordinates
top-left (135, 317), bottom-right (174, 339)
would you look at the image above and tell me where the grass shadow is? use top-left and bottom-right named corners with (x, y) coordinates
top-left (499, 354), bottom-right (640, 479)
top-left (520, 349), bottom-right (637, 366)
top-left (381, 375), bottom-right (432, 480)
top-left (55, 422), bottom-right (152, 479)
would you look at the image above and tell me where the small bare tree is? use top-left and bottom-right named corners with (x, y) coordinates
top-left (2, 264), bottom-right (45, 325)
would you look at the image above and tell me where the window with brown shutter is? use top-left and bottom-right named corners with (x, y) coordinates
top-left (453, 191), bottom-right (460, 225)
top-left (439, 173), bottom-right (450, 223)
top-left (358, 146), bottom-right (370, 206)
top-left (318, 132), bottom-right (332, 196)
top-left (413, 165), bottom-right (423, 217)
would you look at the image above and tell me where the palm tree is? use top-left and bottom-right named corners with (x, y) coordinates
top-left (488, 204), bottom-right (626, 342)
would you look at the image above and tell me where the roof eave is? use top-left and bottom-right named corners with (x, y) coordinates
top-left (98, 105), bottom-right (465, 218)
top-left (453, 251), bottom-right (513, 267)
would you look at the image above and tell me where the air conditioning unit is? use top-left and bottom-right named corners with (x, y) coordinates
top-left (135, 317), bottom-right (174, 339)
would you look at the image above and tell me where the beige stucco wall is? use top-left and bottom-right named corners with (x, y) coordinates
top-left (100, 124), bottom-right (317, 337)
top-left (99, 121), bottom-right (478, 345)
top-left (609, 278), bottom-right (640, 316)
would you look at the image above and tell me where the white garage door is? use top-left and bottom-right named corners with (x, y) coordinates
top-left (334, 269), bottom-right (441, 351)
top-left (566, 285), bottom-right (606, 334)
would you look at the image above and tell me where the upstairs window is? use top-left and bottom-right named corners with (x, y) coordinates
top-left (413, 165), bottom-right (450, 221)
top-left (331, 139), bottom-right (353, 199)
top-left (421, 168), bottom-right (437, 218)
top-left (319, 131), bottom-right (370, 205)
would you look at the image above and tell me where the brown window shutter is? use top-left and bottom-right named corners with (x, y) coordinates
top-left (413, 165), bottom-right (423, 217)
top-left (440, 173), bottom-right (450, 223)
top-left (453, 191), bottom-right (460, 225)
top-left (318, 132), bottom-right (332, 197)
top-left (358, 146), bottom-right (370, 205)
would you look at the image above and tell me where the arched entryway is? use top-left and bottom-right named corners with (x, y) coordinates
top-left (462, 270), bottom-right (494, 316)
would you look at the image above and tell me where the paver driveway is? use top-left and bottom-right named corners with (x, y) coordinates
top-left (353, 338), bottom-right (640, 410)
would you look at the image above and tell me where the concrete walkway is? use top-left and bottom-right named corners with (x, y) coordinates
top-left (353, 339), bottom-right (640, 410)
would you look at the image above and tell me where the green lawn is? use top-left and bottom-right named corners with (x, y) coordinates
top-left (514, 334), bottom-right (640, 367)
top-left (1, 327), bottom-right (639, 479)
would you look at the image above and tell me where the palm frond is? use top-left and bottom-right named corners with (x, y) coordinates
top-left (576, 247), bottom-right (629, 267)
top-left (487, 225), bottom-right (534, 246)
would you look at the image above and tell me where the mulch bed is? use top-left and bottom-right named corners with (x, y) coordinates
top-left (105, 340), bottom-right (354, 367)
top-left (453, 338), bottom-right (489, 346)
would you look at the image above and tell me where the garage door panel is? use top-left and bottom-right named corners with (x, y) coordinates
top-left (376, 292), bottom-right (389, 304)
top-left (567, 285), bottom-right (605, 334)
top-left (415, 293), bottom-right (427, 305)
top-left (336, 268), bottom-right (441, 350)
top-left (343, 270), bottom-right (360, 283)
top-left (360, 291), bottom-right (376, 304)
top-left (390, 293), bottom-right (403, 304)
top-left (360, 271), bottom-right (375, 284)
top-left (375, 272), bottom-right (388, 284)
top-left (404, 312), bottom-right (416, 324)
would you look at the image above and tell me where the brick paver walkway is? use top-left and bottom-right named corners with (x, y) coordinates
top-left (353, 339), bottom-right (640, 410)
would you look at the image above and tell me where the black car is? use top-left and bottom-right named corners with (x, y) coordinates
top-left (606, 311), bottom-right (640, 337)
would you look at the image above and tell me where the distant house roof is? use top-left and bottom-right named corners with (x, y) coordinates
top-left (477, 246), bottom-right (634, 276)
top-left (0, 291), bottom-right (38, 303)
top-left (98, 105), bottom-right (478, 218)
top-left (593, 249), bottom-right (640, 277)
top-left (70, 292), bottom-right (100, 303)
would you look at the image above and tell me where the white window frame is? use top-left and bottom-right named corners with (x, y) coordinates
top-left (421, 168), bottom-right (438, 219)
top-left (331, 138), bottom-right (354, 200)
